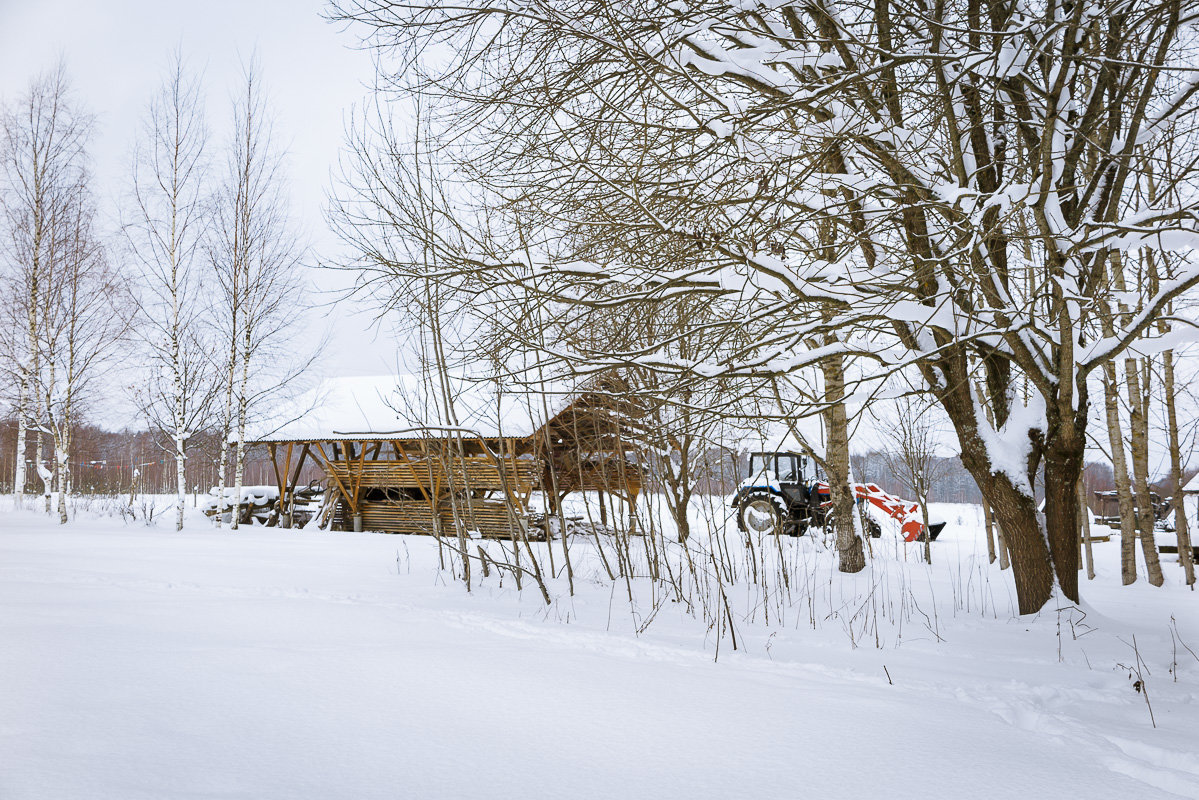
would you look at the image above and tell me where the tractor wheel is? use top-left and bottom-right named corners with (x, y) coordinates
top-left (738, 494), bottom-right (786, 535)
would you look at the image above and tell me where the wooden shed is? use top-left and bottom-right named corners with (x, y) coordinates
top-left (247, 375), bottom-right (642, 538)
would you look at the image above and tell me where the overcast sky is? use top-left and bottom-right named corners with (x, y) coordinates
top-left (0, 0), bottom-right (407, 425)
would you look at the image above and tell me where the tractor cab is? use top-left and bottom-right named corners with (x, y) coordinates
top-left (746, 451), bottom-right (823, 500)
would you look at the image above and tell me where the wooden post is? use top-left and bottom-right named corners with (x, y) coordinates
top-left (278, 443), bottom-right (294, 527)
top-left (314, 442), bottom-right (355, 517)
top-left (1079, 478), bottom-right (1095, 580)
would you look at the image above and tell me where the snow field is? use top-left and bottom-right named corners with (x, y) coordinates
top-left (1, 495), bottom-right (1198, 799)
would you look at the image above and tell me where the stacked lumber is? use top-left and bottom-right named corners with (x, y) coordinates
top-left (331, 497), bottom-right (539, 540)
top-left (325, 456), bottom-right (540, 494)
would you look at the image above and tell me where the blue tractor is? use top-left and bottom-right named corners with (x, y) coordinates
top-left (732, 450), bottom-right (891, 538)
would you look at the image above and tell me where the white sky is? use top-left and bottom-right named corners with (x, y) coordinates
top-left (1, 1), bottom-right (1195, 471)
top-left (0, 0), bottom-right (407, 426)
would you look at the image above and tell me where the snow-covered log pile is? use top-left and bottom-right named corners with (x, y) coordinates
top-left (201, 485), bottom-right (324, 526)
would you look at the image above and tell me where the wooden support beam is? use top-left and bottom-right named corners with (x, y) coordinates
top-left (289, 444), bottom-right (310, 496)
top-left (314, 442), bottom-right (356, 514)
top-left (347, 439), bottom-right (369, 510)
top-left (267, 444), bottom-right (283, 525)
top-left (278, 442), bottom-right (294, 525)
top-left (268, 443), bottom-right (281, 490)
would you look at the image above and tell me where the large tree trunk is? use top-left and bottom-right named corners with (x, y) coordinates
top-left (1042, 426), bottom-right (1083, 603)
top-left (937, 359), bottom-right (1052, 613)
top-left (977, 471), bottom-right (1054, 613)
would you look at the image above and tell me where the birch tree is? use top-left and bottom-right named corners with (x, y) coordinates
top-left (0, 66), bottom-right (91, 510)
top-left (37, 183), bottom-right (129, 523)
top-left (125, 52), bottom-right (217, 531)
top-left (210, 62), bottom-right (307, 529)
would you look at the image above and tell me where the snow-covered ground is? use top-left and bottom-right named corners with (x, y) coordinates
top-left (2, 496), bottom-right (1198, 799)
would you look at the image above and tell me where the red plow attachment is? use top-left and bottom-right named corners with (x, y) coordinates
top-left (817, 482), bottom-right (944, 542)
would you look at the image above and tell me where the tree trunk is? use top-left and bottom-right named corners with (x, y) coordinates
top-left (1042, 429), bottom-right (1082, 603)
top-left (1125, 356), bottom-right (1164, 586)
top-left (173, 330), bottom-right (187, 532)
top-left (36, 432), bottom-right (51, 513)
top-left (1101, 363), bottom-right (1139, 584)
top-left (56, 428), bottom-right (70, 525)
top-left (1164, 349), bottom-right (1195, 585)
top-left (983, 500), bottom-right (996, 564)
top-left (216, 340), bottom-right (237, 528)
top-left (978, 472), bottom-right (1054, 612)
top-left (821, 353), bottom-right (864, 573)
top-left (13, 375), bottom-right (27, 510)
top-left (939, 365), bottom-right (1050, 612)
top-left (232, 346), bottom-right (251, 531)
top-left (1079, 478), bottom-right (1095, 581)
top-left (919, 487), bottom-right (932, 565)
top-left (175, 434), bottom-right (187, 532)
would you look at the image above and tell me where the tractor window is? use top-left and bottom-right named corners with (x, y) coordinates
top-left (776, 455), bottom-right (799, 482)
top-left (749, 454), bottom-right (769, 476)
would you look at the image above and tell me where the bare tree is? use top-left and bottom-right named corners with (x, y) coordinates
top-left (125, 51), bottom-right (218, 531)
top-left (880, 393), bottom-right (951, 563)
top-left (210, 61), bottom-right (309, 529)
top-left (36, 184), bottom-right (130, 523)
top-left (0, 65), bottom-right (91, 510)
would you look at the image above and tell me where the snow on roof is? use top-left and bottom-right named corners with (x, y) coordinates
top-left (1185, 471), bottom-right (1199, 493)
top-left (246, 374), bottom-right (576, 443)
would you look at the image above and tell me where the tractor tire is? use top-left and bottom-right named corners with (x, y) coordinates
top-left (738, 493), bottom-right (787, 535)
top-left (865, 517), bottom-right (882, 538)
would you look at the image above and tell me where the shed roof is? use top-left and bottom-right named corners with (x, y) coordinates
top-left (246, 374), bottom-right (576, 443)
top-left (1185, 471), bottom-right (1199, 493)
